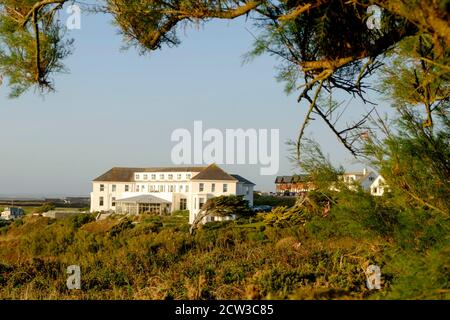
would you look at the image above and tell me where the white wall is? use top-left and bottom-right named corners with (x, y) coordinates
top-left (90, 182), bottom-right (135, 212)
top-left (90, 171), bottom-right (255, 225)
top-left (370, 175), bottom-right (387, 196)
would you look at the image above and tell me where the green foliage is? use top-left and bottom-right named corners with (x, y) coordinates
top-left (256, 267), bottom-right (316, 297)
top-left (35, 203), bottom-right (55, 213)
top-left (0, 219), bottom-right (11, 235)
top-left (253, 194), bottom-right (296, 207)
top-left (0, 2), bottom-right (73, 97)
top-left (12, 219), bottom-right (24, 227)
top-left (109, 219), bottom-right (134, 237)
top-left (263, 206), bottom-right (306, 228)
top-left (70, 213), bottom-right (95, 229)
top-left (202, 195), bottom-right (253, 218)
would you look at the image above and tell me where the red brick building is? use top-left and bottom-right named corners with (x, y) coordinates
top-left (274, 175), bottom-right (314, 195)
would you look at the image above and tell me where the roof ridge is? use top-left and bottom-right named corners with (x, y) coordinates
top-left (191, 164), bottom-right (237, 181)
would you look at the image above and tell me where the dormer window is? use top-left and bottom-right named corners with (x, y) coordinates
top-left (160, 174), bottom-right (165, 180)
top-left (177, 174), bottom-right (182, 180)
top-left (186, 174), bottom-right (191, 180)
top-left (168, 174), bottom-right (173, 180)
top-left (143, 174), bottom-right (148, 180)
top-left (151, 174), bottom-right (156, 180)
top-left (135, 174), bottom-right (140, 180)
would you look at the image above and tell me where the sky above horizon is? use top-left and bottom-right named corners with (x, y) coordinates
top-left (0, 9), bottom-right (392, 197)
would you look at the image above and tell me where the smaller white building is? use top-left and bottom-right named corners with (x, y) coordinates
top-left (0, 207), bottom-right (24, 220)
top-left (370, 175), bottom-right (388, 196)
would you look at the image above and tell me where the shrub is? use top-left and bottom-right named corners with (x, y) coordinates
top-left (109, 219), bottom-right (134, 237)
top-left (36, 203), bottom-right (55, 214)
top-left (70, 213), bottom-right (96, 229)
top-left (263, 206), bottom-right (306, 228)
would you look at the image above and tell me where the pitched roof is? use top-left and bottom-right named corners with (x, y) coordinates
top-left (191, 164), bottom-right (237, 181)
top-left (93, 166), bottom-right (206, 182)
top-left (94, 167), bottom-right (142, 182)
top-left (231, 174), bottom-right (255, 185)
top-left (116, 194), bottom-right (171, 204)
top-left (275, 175), bottom-right (309, 183)
top-left (141, 167), bottom-right (206, 173)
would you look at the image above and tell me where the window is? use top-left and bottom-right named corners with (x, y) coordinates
top-left (135, 174), bottom-right (140, 180)
top-left (199, 183), bottom-right (204, 192)
top-left (169, 185), bottom-right (174, 192)
top-left (136, 185), bottom-right (140, 192)
top-left (246, 187), bottom-right (250, 195)
top-left (179, 185), bottom-right (183, 192)
top-left (160, 174), bottom-right (165, 180)
top-left (159, 185), bottom-right (164, 192)
top-left (180, 198), bottom-right (187, 210)
top-left (99, 196), bottom-right (104, 206)
top-left (112, 197), bottom-right (116, 207)
top-left (168, 174), bottom-right (173, 180)
top-left (100, 184), bottom-right (104, 192)
top-left (186, 185), bottom-right (189, 192)
top-left (141, 185), bottom-right (145, 191)
top-left (223, 184), bottom-right (228, 192)
top-left (143, 174), bottom-right (148, 180)
top-left (125, 185), bottom-right (129, 192)
top-left (211, 183), bottom-right (215, 192)
top-left (151, 174), bottom-right (156, 180)
top-left (186, 174), bottom-right (191, 180)
top-left (112, 185), bottom-right (116, 192)
top-left (199, 198), bottom-right (205, 209)
top-left (177, 174), bottom-right (182, 180)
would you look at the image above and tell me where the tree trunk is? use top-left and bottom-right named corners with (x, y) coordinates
top-left (189, 209), bottom-right (209, 235)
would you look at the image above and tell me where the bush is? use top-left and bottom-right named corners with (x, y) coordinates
top-left (253, 195), bottom-right (296, 207)
top-left (263, 206), bottom-right (306, 228)
top-left (70, 213), bottom-right (96, 229)
top-left (36, 203), bottom-right (55, 214)
top-left (109, 219), bottom-right (134, 237)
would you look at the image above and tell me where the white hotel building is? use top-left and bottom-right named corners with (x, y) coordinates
top-left (90, 164), bottom-right (255, 223)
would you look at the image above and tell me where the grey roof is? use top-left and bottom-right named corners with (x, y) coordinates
top-left (231, 174), bottom-right (255, 185)
top-left (116, 195), bottom-right (171, 204)
top-left (93, 166), bottom-right (206, 182)
top-left (191, 164), bottom-right (237, 181)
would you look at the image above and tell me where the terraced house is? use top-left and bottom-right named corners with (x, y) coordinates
top-left (90, 164), bottom-right (255, 223)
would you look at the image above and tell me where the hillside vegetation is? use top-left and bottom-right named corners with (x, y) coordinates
top-left (0, 187), bottom-right (448, 300)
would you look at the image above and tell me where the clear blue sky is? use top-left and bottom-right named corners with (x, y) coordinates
top-left (0, 9), bottom-right (390, 197)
